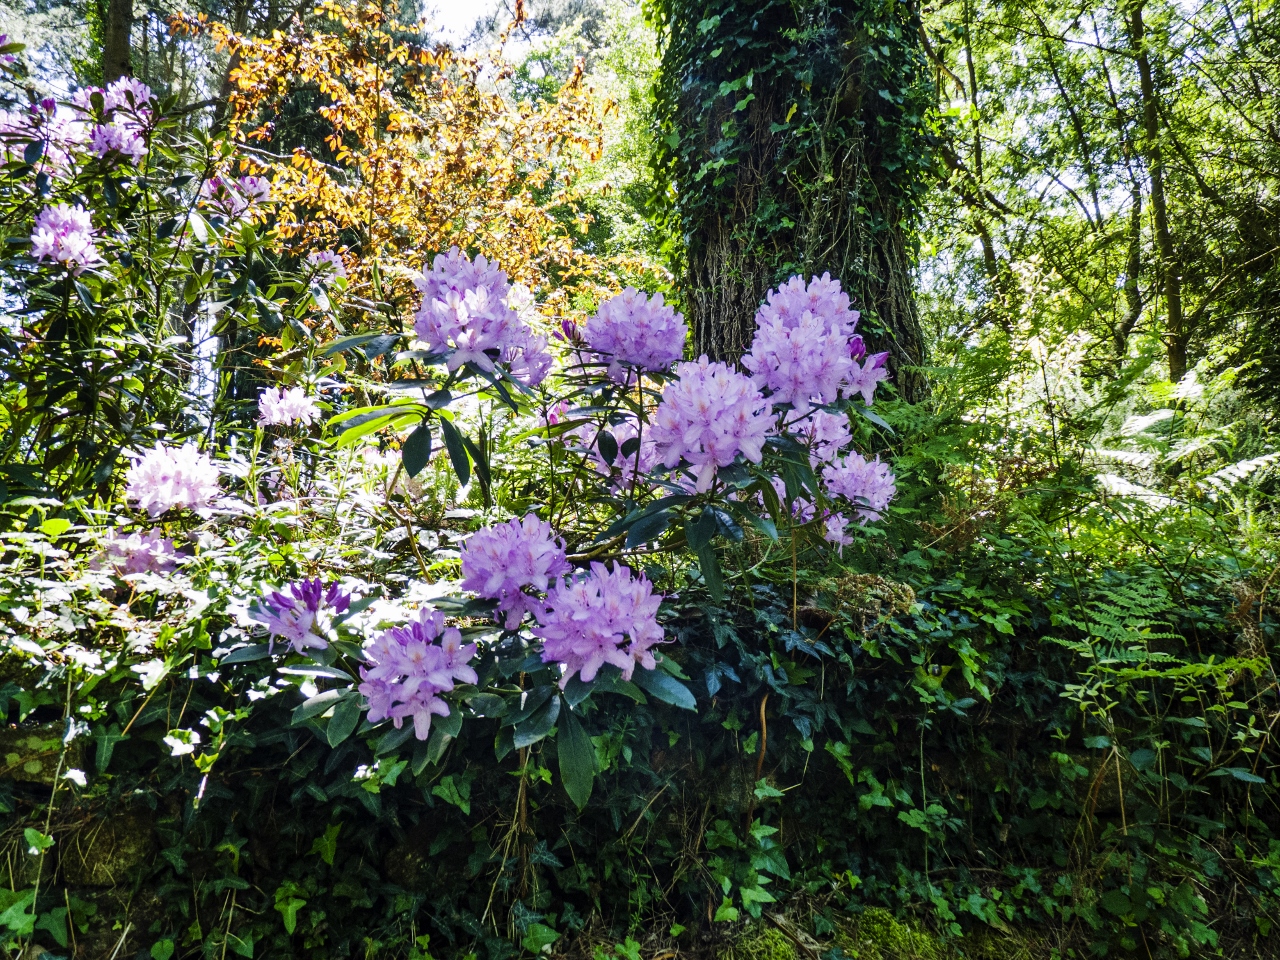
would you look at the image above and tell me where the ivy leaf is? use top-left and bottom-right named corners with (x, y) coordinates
top-left (557, 708), bottom-right (595, 810)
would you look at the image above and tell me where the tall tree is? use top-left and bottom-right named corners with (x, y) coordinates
top-left (102, 0), bottom-right (133, 80)
top-left (651, 0), bottom-right (933, 402)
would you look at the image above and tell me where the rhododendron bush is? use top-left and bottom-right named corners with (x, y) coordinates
top-left (89, 245), bottom-right (900, 811)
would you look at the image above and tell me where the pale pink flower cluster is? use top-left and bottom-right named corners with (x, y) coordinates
top-left (95, 529), bottom-right (178, 575)
top-left (583, 288), bottom-right (687, 380)
top-left (359, 609), bottom-right (478, 740)
top-left (413, 247), bottom-right (552, 386)
top-left (31, 203), bottom-right (102, 273)
top-left (307, 249), bottom-right (347, 279)
top-left (744, 274), bottom-right (888, 413)
top-left (125, 442), bottom-right (221, 516)
top-left (534, 562), bottom-right (664, 686)
top-left (822, 451), bottom-right (897, 523)
top-left (258, 386), bottom-right (321, 426)
top-left (459, 514), bottom-right (571, 629)
top-left (649, 357), bottom-right (774, 492)
top-left (254, 577), bottom-right (352, 655)
top-left (199, 175), bottom-right (270, 219)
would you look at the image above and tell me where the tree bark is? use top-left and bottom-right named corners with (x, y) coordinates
top-left (662, 0), bottom-right (930, 403)
top-left (102, 0), bottom-right (133, 82)
top-left (1128, 2), bottom-right (1186, 381)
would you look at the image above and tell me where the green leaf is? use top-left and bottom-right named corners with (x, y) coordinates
top-left (292, 689), bottom-right (346, 725)
top-left (513, 694), bottom-right (561, 748)
top-left (521, 922), bottom-right (559, 954)
top-left (432, 773), bottom-right (473, 814)
top-left (697, 542), bottom-right (724, 601)
top-left (39, 517), bottom-right (71, 537)
top-left (685, 509), bottom-right (717, 552)
top-left (24, 827), bottom-right (54, 854)
top-left (557, 708), bottom-right (596, 809)
top-left (1100, 890), bottom-right (1131, 916)
top-left (326, 698), bottom-right (362, 747)
top-left (275, 893), bottom-right (306, 935)
top-left (597, 429), bottom-right (618, 465)
top-left (151, 939), bottom-right (176, 960)
top-left (1225, 767), bottom-right (1266, 784)
top-left (439, 418), bottom-right (471, 486)
top-left (402, 422), bottom-right (433, 477)
top-left (225, 931), bottom-right (255, 957)
top-left (219, 644), bottom-right (271, 665)
top-left (632, 668), bottom-right (697, 710)
top-left (627, 508), bottom-right (671, 548)
top-left (309, 823), bottom-right (341, 865)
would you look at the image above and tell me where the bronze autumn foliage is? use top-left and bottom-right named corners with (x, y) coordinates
top-left (174, 1), bottom-right (614, 319)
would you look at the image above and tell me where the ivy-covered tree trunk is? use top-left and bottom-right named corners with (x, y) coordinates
top-left (652, 0), bottom-right (931, 402)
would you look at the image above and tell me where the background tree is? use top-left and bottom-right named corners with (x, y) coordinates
top-left (650, 0), bottom-right (934, 401)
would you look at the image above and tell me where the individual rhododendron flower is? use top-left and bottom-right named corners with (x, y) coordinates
top-left (31, 203), bottom-right (102, 273)
top-left (849, 351), bottom-right (891, 406)
top-left (258, 386), bottom-right (321, 426)
top-left (583, 288), bottom-right (687, 380)
top-left (2, 103), bottom-right (81, 172)
top-left (649, 356), bottom-right (774, 492)
top-left (743, 310), bottom-right (857, 415)
top-left (822, 451), bottom-right (896, 523)
top-left (534, 562), bottom-right (664, 686)
top-left (307, 249), bottom-right (347, 279)
top-left (823, 512), bottom-right (853, 552)
top-left (103, 77), bottom-right (152, 113)
top-left (412, 248), bottom-right (552, 386)
top-left (94, 529), bottom-right (178, 575)
top-left (359, 609), bottom-right (478, 740)
top-left (460, 514), bottom-right (571, 629)
top-left (254, 577), bottom-right (352, 655)
top-left (124, 442), bottom-right (221, 516)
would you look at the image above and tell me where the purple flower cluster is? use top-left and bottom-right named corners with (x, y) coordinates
top-left (743, 274), bottom-right (888, 413)
top-left (413, 247), bottom-right (552, 386)
top-left (534, 562), bottom-right (664, 686)
top-left (822, 451), bottom-right (897, 523)
top-left (199, 174), bottom-right (271, 219)
top-left (31, 203), bottom-right (101, 273)
top-left (649, 357), bottom-right (774, 492)
top-left (307, 249), bottom-right (347, 279)
top-left (95, 529), bottom-right (178, 575)
top-left (583, 288), bottom-right (687, 381)
top-left (359, 609), bottom-right (478, 740)
top-left (796, 410), bottom-right (853, 467)
top-left (459, 514), bottom-right (571, 629)
top-left (1, 102), bottom-right (78, 173)
top-left (75, 78), bottom-right (152, 165)
top-left (255, 577), bottom-right (352, 655)
top-left (125, 442), bottom-right (221, 516)
top-left (258, 386), bottom-right (321, 426)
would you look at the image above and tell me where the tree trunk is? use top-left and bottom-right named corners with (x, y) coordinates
top-left (102, 0), bottom-right (133, 82)
top-left (656, 0), bottom-right (930, 402)
top-left (1128, 2), bottom-right (1186, 381)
